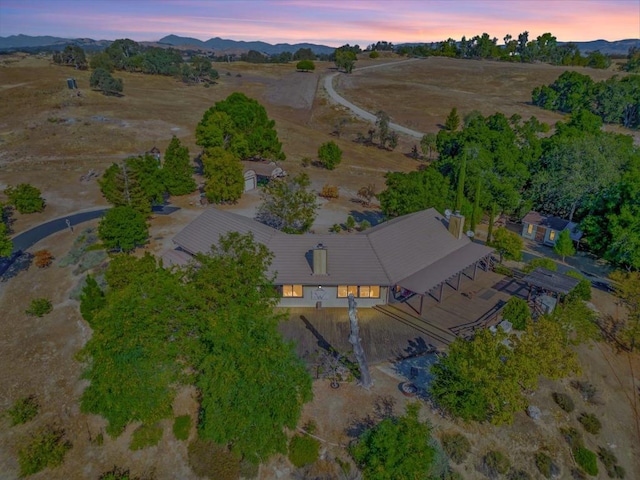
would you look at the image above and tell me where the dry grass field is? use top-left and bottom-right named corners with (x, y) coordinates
top-left (1, 52), bottom-right (639, 479)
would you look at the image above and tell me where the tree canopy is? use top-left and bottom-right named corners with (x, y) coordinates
top-left (90, 68), bottom-right (123, 95)
top-left (317, 141), bottom-right (342, 170)
top-left (52, 45), bottom-right (87, 69)
top-left (350, 403), bottom-right (437, 480)
top-left (162, 136), bottom-right (197, 196)
top-left (378, 167), bottom-right (452, 218)
top-left (4, 184), bottom-right (45, 214)
top-left (97, 206), bottom-right (148, 252)
top-left (256, 173), bottom-right (319, 234)
top-left (0, 221), bottom-right (12, 258)
top-left (201, 146), bottom-right (244, 204)
top-left (296, 59), bottom-right (315, 72)
top-left (78, 233), bottom-right (313, 462)
top-left (196, 92), bottom-right (285, 161)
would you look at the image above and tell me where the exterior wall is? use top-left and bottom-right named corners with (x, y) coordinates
top-left (277, 285), bottom-right (388, 308)
top-left (544, 229), bottom-right (559, 246)
top-left (521, 222), bottom-right (536, 240)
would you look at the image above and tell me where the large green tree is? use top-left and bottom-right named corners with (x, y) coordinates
top-left (378, 167), bottom-right (452, 218)
top-left (4, 184), bottom-right (45, 214)
top-left (317, 141), bottom-right (342, 170)
top-left (196, 92), bottom-right (285, 161)
top-left (553, 229), bottom-right (575, 262)
top-left (98, 206), bottom-right (148, 252)
top-left (201, 147), bottom-right (244, 204)
top-left (610, 270), bottom-right (640, 351)
top-left (162, 136), bottom-right (196, 196)
top-left (89, 68), bottom-right (123, 95)
top-left (350, 403), bottom-right (437, 480)
top-left (99, 155), bottom-right (165, 214)
top-left (490, 227), bottom-right (523, 263)
top-left (52, 45), bottom-right (87, 69)
top-left (256, 173), bottom-right (318, 233)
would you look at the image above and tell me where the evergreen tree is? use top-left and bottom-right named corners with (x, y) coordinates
top-left (99, 156), bottom-right (164, 214)
top-left (201, 147), bottom-right (244, 203)
top-left (98, 206), bottom-right (148, 252)
top-left (162, 136), bottom-right (196, 196)
top-left (553, 229), bottom-right (576, 262)
top-left (317, 141), bottom-right (342, 170)
top-left (444, 107), bottom-right (460, 131)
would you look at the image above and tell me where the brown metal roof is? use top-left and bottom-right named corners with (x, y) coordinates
top-left (396, 242), bottom-right (493, 293)
top-left (522, 267), bottom-right (581, 294)
top-left (171, 207), bottom-right (494, 291)
top-left (522, 211), bottom-right (570, 231)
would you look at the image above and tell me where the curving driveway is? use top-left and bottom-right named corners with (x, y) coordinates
top-left (323, 58), bottom-right (426, 139)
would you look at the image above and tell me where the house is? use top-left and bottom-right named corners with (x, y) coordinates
top-left (163, 208), bottom-right (494, 309)
top-left (241, 160), bottom-right (286, 191)
top-left (521, 211), bottom-right (582, 247)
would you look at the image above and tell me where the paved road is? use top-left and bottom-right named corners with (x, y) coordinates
top-left (323, 58), bottom-right (426, 139)
top-left (10, 208), bottom-right (109, 254)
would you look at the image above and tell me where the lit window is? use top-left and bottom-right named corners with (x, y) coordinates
top-left (549, 230), bottom-right (556, 241)
top-left (282, 285), bottom-right (303, 297)
top-left (359, 286), bottom-right (381, 298)
top-left (337, 285), bottom-right (358, 298)
top-left (527, 223), bottom-right (533, 235)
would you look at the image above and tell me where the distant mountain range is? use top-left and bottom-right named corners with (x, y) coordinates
top-left (0, 34), bottom-right (637, 56)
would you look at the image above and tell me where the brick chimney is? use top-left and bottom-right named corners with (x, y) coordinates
top-left (312, 243), bottom-right (328, 275)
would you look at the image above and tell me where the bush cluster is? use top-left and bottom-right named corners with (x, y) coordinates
top-left (18, 426), bottom-right (72, 477)
top-left (535, 451), bottom-right (559, 479)
top-left (25, 298), bottom-right (53, 317)
top-left (560, 426), bottom-right (598, 477)
top-left (441, 432), bottom-right (471, 464)
top-left (552, 392), bottom-right (575, 412)
top-left (172, 415), bottom-right (191, 441)
top-left (320, 185), bottom-right (339, 199)
top-left (484, 450), bottom-right (511, 478)
top-left (598, 446), bottom-right (626, 478)
top-left (6, 395), bottom-right (39, 426)
top-left (288, 434), bottom-right (320, 468)
top-left (578, 412), bottom-right (602, 434)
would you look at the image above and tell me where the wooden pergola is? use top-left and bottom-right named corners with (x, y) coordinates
top-left (521, 267), bottom-right (580, 301)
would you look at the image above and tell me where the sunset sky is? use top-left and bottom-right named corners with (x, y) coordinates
top-left (1, 0), bottom-right (638, 47)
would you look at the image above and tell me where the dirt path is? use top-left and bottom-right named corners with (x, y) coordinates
top-left (323, 58), bottom-right (426, 139)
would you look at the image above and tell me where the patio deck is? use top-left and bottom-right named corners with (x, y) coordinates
top-left (278, 270), bottom-right (525, 365)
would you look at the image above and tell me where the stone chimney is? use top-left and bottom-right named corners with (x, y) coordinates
top-left (313, 243), bottom-right (328, 275)
top-left (448, 211), bottom-right (465, 239)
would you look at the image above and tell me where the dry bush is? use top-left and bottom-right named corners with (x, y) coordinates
top-left (319, 184), bottom-right (339, 199)
top-left (34, 249), bottom-right (54, 268)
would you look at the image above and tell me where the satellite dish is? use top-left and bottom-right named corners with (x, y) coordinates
top-left (444, 209), bottom-right (452, 219)
top-left (466, 230), bottom-right (475, 238)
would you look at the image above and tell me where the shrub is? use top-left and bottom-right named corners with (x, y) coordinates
top-left (301, 156), bottom-right (311, 168)
top-left (560, 426), bottom-right (583, 450)
top-left (302, 419), bottom-right (317, 435)
top-left (329, 224), bottom-right (342, 233)
top-left (188, 438), bottom-right (240, 480)
top-left (578, 412), bottom-right (602, 434)
top-left (34, 250), bottom-right (54, 268)
top-left (359, 220), bottom-right (371, 231)
top-left (502, 297), bottom-right (531, 330)
top-left (320, 184), bottom-right (339, 199)
top-left (317, 141), bottom-right (342, 170)
top-left (523, 257), bottom-right (557, 273)
top-left (7, 395), bottom-right (39, 425)
top-left (484, 450), bottom-right (511, 477)
top-left (369, 51), bottom-right (380, 59)
top-left (288, 434), bottom-right (320, 468)
top-left (129, 424), bottom-right (163, 451)
top-left (574, 446), bottom-right (598, 476)
top-left (493, 263), bottom-right (513, 276)
top-left (18, 426), bottom-right (72, 477)
top-left (26, 298), bottom-right (53, 317)
top-left (552, 392), bottom-right (575, 412)
top-left (443, 470), bottom-right (464, 480)
top-left (345, 215), bottom-right (356, 231)
top-left (535, 452), bottom-right (559, 478)
top-left (173, 415), bottom-right (191, 441)
top-left (566, 271), bottom-right (592, 301)
top-left (598, 446), bottom-right (625, 478)
top-left (441, 432), bottom-right (471, 464)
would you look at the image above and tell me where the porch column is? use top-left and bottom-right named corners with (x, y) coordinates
top-left (457, 271), bottom-right (462, 290)
top-left (473, 261), bottom-right (478, 280)
top-left (438, 282), bottom-right (444, 303)
top-left (419, 294), bottom-right (424, 314)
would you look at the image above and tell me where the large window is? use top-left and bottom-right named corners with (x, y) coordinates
top-left (338, 285), bottom-right (380, 298)
top-left (549, 230), bottom-right (556, 241)
top-left (527, 223), bottom-right (534, 235)
top-left (282, 284), bottom-right (303, 297)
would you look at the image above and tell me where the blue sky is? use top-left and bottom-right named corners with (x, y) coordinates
top-left (0, 0), bottom-right (638, 46)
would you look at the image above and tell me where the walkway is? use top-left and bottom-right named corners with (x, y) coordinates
top-left (323, 58), bottom-right (426, 139)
